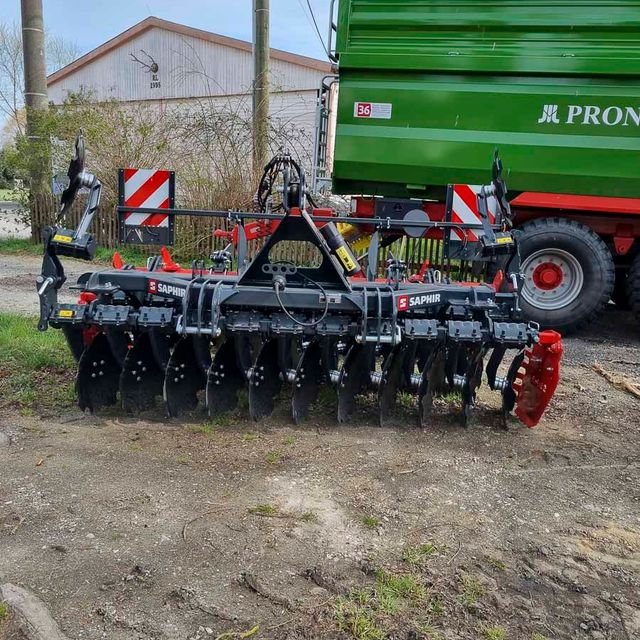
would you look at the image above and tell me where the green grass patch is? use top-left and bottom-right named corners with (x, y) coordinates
top-left (482, 626), bottom-right (507, 640)
top-left (265, 450), bottom-right (282, 464)
top-left (457, 574), bottom-right (486, 607)
top-left (248, 503), bottom-right (278, 517)
top-left (334, 569), bottom-right (431, 639)
top-left (0, 314), bottom-right (75, 410)
top-left (0, 601), bottom-right (9, 621)
top-left (402, 542), bottom-right (444, 567)
top-left (300, 510), bottom-right (319, 523)
top-left (361, 515), bottom-right (381, 530)
top-left (486, 556), bottom-right (507, 572)
top-left (0, 237), bottom-right (148, 266)
top-left (282, 435), bottom-right (296, 446)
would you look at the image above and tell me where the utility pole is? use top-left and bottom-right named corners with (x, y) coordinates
top-left (253, 0), bottom-right (269, 175)
top-left (21, 0), bottom-right (50, 209)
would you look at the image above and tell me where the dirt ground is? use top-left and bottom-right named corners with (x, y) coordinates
top-left (1, 263), bottom-right (639, 640)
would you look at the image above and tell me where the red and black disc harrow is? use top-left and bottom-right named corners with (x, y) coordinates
top-left (37, 138), bottom-right (562, 428)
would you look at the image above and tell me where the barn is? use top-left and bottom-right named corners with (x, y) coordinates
top-left (46, 17), bottom-right (333, 158)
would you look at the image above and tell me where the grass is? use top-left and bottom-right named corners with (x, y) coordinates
top-left (482, 626), bottom-right (507, 640)
top-left (248, 504), bottom-right (278, 517)
top-left (333, 570), bottom-right (431, 640)
top-left (362, 515), bottom-right (381, 530)
top-left (242, 432), bottom-right (259, 442)
top-left (402, 543), bottom-right (444, 567)
top-left (0, 237), bottom-right (148, 265)
top-left (457, 575), bottom-right (486, 607)
top-left (486, 556), bottom-right (508, 572)
top-left (0, 602), bottom-right (8, 621)
top-left (265, 450), bottom-right (282, 464)
top-left (282, 435), bottom-right (296, 446)
top-left (300, 510), bottom-right (319, 523)
top-left (0, 314), bottom-right (75, 410)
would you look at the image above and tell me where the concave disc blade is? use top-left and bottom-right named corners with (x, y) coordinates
top-left (77, 332), bottom-right (122, 412)
top-left (248, 339), bottom-right (282, 421)
top-left (337, 343), bottom-right (374, 423)
top-left (378, 341), bottom-right (410, 428)
top-left (120, 333), bottom-right (164, 413)
top-left (206, 336), bottom-right (247, 417)
top-left (292, 340), bottom-right (324, 425)
top-left (164, 336), bottom-right (208, 417)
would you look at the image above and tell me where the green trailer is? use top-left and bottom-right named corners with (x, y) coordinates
top-left (321, 0), bottom-right (640, 332)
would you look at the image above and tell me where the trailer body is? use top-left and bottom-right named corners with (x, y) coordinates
top-left (332, 0), bottom-right (640, 200)
top-left (327, 0), bottom-right (640, 332)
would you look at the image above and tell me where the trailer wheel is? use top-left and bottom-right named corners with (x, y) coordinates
top-left (518, 218), bottom-right (614, 334)
top-left (627, 253), bottom-right (640, 321)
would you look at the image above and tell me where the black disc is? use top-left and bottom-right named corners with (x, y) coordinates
top-left (206, 337), bottom-right (247, 416)
top-left (248, 339), bottom-right (282, 421)
top-left (62, 325), bottom-right (87, 362)
top-left (460, 344), bottom-right (485, 428)
top-left (164, 337), bottom-right (208, 417)
top-left (77, 333), bottom-right (122, 412)
top-left (292, 340), bottom-right (324, 425)
top-left (337, 343), bottom-right (374, 423)
top-left (417, 345), bottom-right (445, 428)
top-left (501, 351), bottom-right (526, 429)
top-left (120, 333), bottom-right (164, 413)
top-left (378, 341), bottom-right (410, 428)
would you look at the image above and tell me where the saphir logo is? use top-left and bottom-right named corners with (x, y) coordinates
top-left (537, 104), bottom-right (640, 126)
top-left (148, 279), bottom-right (187, 298)
top-left (397, 293), bottom-right (442, 311)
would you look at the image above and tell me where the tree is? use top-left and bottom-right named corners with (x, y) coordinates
top-left (0, 21), bottom-right (80, 136)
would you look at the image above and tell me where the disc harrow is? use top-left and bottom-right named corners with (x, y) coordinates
top-left (37, 141), bottom-right (563, 430)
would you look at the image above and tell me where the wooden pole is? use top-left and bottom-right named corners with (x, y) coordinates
top-left (253, 0), bottom-right (270, 176)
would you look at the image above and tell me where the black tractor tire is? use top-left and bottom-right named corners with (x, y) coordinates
top-left (627, 253), bottom-right (640, 322)
top-left (517, 218), bottom-right (615, 334)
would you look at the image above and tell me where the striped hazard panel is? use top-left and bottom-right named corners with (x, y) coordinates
top-left (449, 184), bottom-right (497, 241)
top-left (123, 168), bottom-right (172, 227)
top-left (118, 167), bottom-right (175, 245)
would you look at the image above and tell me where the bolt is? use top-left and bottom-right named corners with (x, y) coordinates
top-left (215, 380), bottom-right (220, 385)
top-left (220, 373), bottom-right (225, 378)
top-left (296, 383), bottom-right (302, 388)
top-left (219, 364), bottom-right (224, 370)
top-left (259, 366), bottom-right (264, 371)
top-left (137, 360), bottom-right (142, 366)
top-left (92, 361), bottom-right (98, 367)
top-left (132, 370), bottom-right (137, 376)
top-left (99, 371), bottom-right (104, 376)
top-left (174, 377), bottom-right (179, 382)
top-left (100, 360), bottom-right (105, 365)
top-left (255, 382), bottom-right (260, 387)
top-left (136, 376), bottom-right (142, 382)
top-left (181, 363), bottom-right (186, 368)
top-left (142, 366), bottom-right (147, 372)
top-left (180, 374), bottom-right (185, 379)
top-left (91, 373), bottom-right (96, 378)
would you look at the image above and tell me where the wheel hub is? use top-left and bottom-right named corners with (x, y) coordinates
top-left (532, 262), bottom-right (564, 290)
top-left (521, 249), bottom-right (585, 311)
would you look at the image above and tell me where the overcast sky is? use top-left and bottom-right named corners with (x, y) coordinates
top-left (5, 0), bottom-right (331, 66)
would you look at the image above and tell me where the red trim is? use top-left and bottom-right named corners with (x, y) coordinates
top-left (512, 192), bottom-right (640, 215)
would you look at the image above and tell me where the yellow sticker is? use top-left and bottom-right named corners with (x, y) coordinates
top-left (496, 236), bottom-right (514, 244)
top-left (58, 309), bottom-right (74, 318)
top-left (335, 246), bottom-right (357, 272)
top-left (53, 234), bottom-right (73, 243)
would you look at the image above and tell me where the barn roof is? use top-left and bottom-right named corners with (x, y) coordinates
top-left (47, 16), bottom-right (333, 86)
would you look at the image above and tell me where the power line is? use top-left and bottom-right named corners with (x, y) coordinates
top-left (299, 0), bottom-right (329, 57)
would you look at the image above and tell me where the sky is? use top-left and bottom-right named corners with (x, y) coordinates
top-left (5, 0), bottom-right (332, 66)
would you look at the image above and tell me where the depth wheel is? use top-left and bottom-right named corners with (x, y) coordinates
top-left (518, 218), bottom-right (614, 334)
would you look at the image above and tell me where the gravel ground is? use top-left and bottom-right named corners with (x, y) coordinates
top-left (0, 254), bottom-right (92, 314)
top-left (0, 203), bottom-right (30, 240)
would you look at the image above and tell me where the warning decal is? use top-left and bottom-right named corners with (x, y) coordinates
top-left (354, 102), bottom-right (392, 119)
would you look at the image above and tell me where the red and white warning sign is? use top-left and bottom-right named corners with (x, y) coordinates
top-left (123, 168), bottom-right (172, 227)
top-left (449, 184), bottom-right (497, 241)
top-left (354, 102), bottom-right (392, 119)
